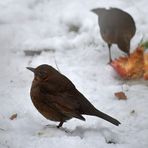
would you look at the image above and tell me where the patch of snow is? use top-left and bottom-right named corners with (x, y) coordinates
top-left (0, 0), bottom-right (148, 148)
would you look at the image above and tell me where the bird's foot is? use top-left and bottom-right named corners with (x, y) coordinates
top-left (57, 121), bottom-right (64, 129)
top-left (107, 57), bottom-right (113, 65)
top-left (57, 125), bottom-right (61, 128)
top-left (107, 60), bottom-right (112, 65)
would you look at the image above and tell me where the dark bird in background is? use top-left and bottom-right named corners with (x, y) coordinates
top-left (27, 64), bottom-right (120, 128)
top-left (91, 8), bottom-right (136, 63)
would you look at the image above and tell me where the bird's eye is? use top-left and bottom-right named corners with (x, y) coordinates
top-left (38, 71), bottom-right (48, 80)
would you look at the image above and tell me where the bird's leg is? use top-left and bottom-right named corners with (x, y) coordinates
top-left (127, 52), bottom-right (130, 57)
top-left (57, 121), bottom-right (64, 128)
top-left (108, 43), bottom-right (112, 64)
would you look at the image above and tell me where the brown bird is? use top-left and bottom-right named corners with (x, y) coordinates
top-left (27, 64), bottom-right (120, 128)
top-left (91, 8), bottom-right (136, 63)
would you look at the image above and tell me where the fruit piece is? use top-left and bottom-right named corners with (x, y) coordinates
top-left (114, 91), bottom-right (127, 100)
top-left (10, 113), bottom-right (17, 120)
top-left (111, 47), bottom-right (144, 79)
top-left (144, 53), bottom-right (148, 80)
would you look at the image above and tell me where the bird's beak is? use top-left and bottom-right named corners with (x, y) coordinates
top-left (91, 8), bottom-right (105, 15)
top-left (26, 67), bottom-right (35, 73)
top-left (91, 8), bottom-right (97, 14)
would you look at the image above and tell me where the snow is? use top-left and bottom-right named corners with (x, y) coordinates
top-left (0, 0), bottom-right (148, 148)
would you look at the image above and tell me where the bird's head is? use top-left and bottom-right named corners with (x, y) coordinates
top-left (27, 64), bottom-right (57, 81)
top-left (117, 38), bottom-right (130, 56)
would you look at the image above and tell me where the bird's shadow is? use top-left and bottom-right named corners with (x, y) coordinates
top-left (69, 126), bottom-right (119, 144)
top-left (41, 124), bottom-right (119, 144)
top-left (113, 76), bottom-right (148, 87)
top-left (124, 79), bottom-right (148, 86)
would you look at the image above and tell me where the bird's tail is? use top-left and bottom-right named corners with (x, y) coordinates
top-left (93, 109), bottom-right (121, 126)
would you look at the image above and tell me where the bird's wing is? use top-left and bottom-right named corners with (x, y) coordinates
top-left (41, 91), bottom-right (85, 121)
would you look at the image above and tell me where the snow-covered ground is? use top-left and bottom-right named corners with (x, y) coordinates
top-left (0, 0), bottom-right (148, 148)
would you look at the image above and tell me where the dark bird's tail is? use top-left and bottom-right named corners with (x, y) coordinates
top-left (93, 109), bottom-right (121, 126)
